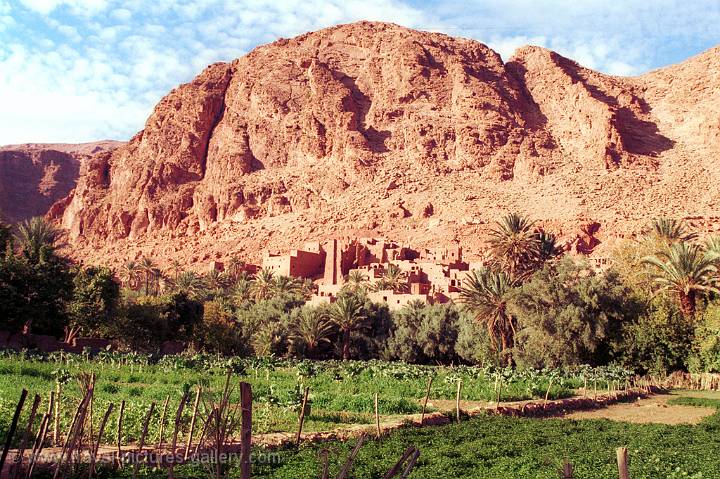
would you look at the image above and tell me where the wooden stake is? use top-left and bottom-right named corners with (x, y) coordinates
top-left (295, 386), bottom-right (310, 447)
top-left (382, 446), bottom-right (416, 479)
top-left (53, 382), bottom-right (61, 446)
top-left (25, 412), bottom-right (50, 479)
top-left (116, 400), bottom-right (125, 467)
top-left (583, 377), bottom-right (588, 398)
top-left (89, 403), bottom-right (114, 479)
top-left (132, 402), bottom-right (155, 479)
top-left (544, 377), bottom-right (554, 409)
top-left (560, 458), bottom-right (574, 479)
top-left (240, 382), bottom-right (252, 479)
top-left (184, 387), bottom-right (202, 461)
top-left (616, 447), bottom-right (629, 479)
top-left (336, 434), bottom-right (366, 479)
top-left (455, 379), bottom-right (463, 423)
top-left (168, 392), bottom-right (189, 479)
top-left (157, 395), bottom-right (170, 450)
top-left (495, 377), bottom-right (503, 411)
top-left (420, 376), bottom-right (433, 426)
top-left (399, 448), bottom-right (420, 479)
top-left (12, 393), bottom-right (40, 479)
top-left (0, 389), bottom-right (28, 475)
top-left (319, 449), bottom-right (330, 479)
top-left (374, 392), bottom-right (381, 439)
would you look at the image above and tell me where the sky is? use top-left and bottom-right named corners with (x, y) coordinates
top-left (1, 0), bottom-right (719, 145)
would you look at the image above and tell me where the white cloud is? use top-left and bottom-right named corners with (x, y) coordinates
top-left (0, 0), bottom-right (718, 144)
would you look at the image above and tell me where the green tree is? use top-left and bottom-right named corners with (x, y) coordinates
top-left (328, 294), bottom-right (366, 360)
top-left (343, 270), bottom-right (369, 294)
top-left (173, 271), bottom-right (207, 299)
top-left (272, 275), bottom-right (301, 298)
top-left (120, 260), bottom-right (141, 290)
top-left (251, 268), bottom-right (275, 301)
top-left (288, 307), bottom-right (335, 359)
top-left (509, 258), bottom-right (636, 368)
top-left (65, 266), bottom-right (119, 342)
top-left (458, 268), bottom-right (515, 363)
top-left (199, 301), bottom-right (244, 355)
top-left (487, 213), bottom-right (539, 281)
top-left (138, 256), bottom-right (159, 296)
top-left (616, 297), bottom-right (695, 375)
top-left (642, 242), bottom-right (719, 317)
top-left (15, 217), bottom-right (60, 262)
top-left (385, 302), bottom-right (459, 364)
top-left (645, 218), bottom-right (697, 244)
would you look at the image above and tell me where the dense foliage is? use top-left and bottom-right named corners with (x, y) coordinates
top-left (2, 215), bottom-right (720, 375)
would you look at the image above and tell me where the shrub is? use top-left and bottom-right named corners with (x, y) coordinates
top-left (385, 302), bottom-right (459, 364)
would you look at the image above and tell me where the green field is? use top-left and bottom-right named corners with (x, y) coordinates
top-left (129, 391), bottom-right (720, 479)
top-left (0, 351), bottom-right (629, 445)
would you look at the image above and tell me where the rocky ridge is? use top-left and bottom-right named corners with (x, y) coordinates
top-left (48, 22), bottom-right (720, 268)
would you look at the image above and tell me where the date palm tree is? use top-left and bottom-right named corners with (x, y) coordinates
top-left (328, 295), bottom-right (366, 360)
top-left (488, 213), bottom-right (540, 281)
top-left (273, 275), bottom-right (301, 297)
top-left (169, 259), bottom-right (184, 281)
top-left (642, 242), bottom-right (719, 317)
top-left (645, 218), bottom-right (697, 244)
top-left (289, 308), bottom-right (335, 358)
top-left (251, 268), bottom-right (275, 301)
top-left (120, 260), bottom-right (141, 290)
top-left (15, 217), bottom-right (60, 262)
top-left (373, 264), bottom-right (408, 293)
top-left (459, 268), bottom-right (515, 363)
top-left (138, 256), bottom-right (158, 296)
top-left (174, 271), bottom-right (206, 299)
top-left (343, 270), bottom-right (369, 293)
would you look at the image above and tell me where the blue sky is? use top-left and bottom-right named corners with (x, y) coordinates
top-left (1, 0), bottom-right (719, 144)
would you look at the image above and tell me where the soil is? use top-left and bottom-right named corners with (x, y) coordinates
top-left (563, 393), bottom-right (715, 425)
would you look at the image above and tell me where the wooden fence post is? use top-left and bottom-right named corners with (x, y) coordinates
top-left (53, 382), bottom-right (61, 446)
top-left (116, 400), bottom-right (125, 467)
top-left (184, 387), bottom-right (202, 461)
top-left (420, 376), bottom-right (433, 426)
top-left (12, 393), bottom-right (40, 478)
top-left (132, 402), bottom-right (156, 479)
top-left (240, 382), bottom-right (252, 479)
top-left (295, 386), bottom-right (310, 447)
top-left (89, 403), bottom-right (114, 479)
top-left (0, 389), bottom-right (28, 475)
top-left (157, 395), bottom-right (170, 450)
top-left (455, 380), bottom-right (463, 423)
top-left (560, 458), bottom-right (574, 478)
top-left (168, 391), bottom-right (189, 479)
top-left (616, 447), bottom-right (629, 479)
top-left (374, 393), bottom-right (381, 439)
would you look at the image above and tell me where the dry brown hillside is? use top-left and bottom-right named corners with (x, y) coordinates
top-left (49, 22), bottom-right (720, 268)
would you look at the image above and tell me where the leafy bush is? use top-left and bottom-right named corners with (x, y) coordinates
top-left (385, 302), bottom-right (459, 364)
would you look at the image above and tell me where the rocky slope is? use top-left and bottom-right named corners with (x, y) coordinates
top-left (0, 141), bottom-right (121, 224)
top-left (51, 22), bottom-right (720, 268)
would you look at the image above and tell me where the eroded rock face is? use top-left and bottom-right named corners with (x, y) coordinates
top-left (50, 22), bottom-right (720, 267)
top-left (0, 141), bottom-right (121, 224)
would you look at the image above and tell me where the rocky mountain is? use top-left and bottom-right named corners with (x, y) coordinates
top-left (51, 22), bottom-right (720, 268)
top-left (0, 141), bottom-right (121, 224)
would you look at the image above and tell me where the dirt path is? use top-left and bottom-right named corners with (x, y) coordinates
top-left (563, 394), bottom-right (715, 425)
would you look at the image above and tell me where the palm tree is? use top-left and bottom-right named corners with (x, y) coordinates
top-left (289, 308), bottom-right (335, 358)
top-left (343, 270), bottom-right (369, 293)
top-left (169, 259), bottom-right (184, 281)
top-left (15, 217), bottom-right (60, 261)
top-left (174, 271), bottom-right (206, 298)
top-left (459, 268), bottom-right (515, 361)
top-left (272, 275), bottom-right (301, 297)
top-left (206, 269), bottom-right (231, 292)
top-left (120, 260), bottom-right (141, 290)
top-left (251, 268), bottom-right (275, 301)
top-left (227, 256), bottom-right (245, 281)
top-left (373, 264), bottom-right (408, 293)
top-left (231, 276), bottom-right (252, 305)
top-left (645, 218), bottom-right (697, 244)
top-left (138, 256), bottom-right (157, 296)
top-left (642, 242), bottom-right (719, 317)
top-left (328, 295), bottom-right (366, 360)
top-left (535, 231), bottom-right (563, 264)
top-left (488, 213), bottom-right (540, 281)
